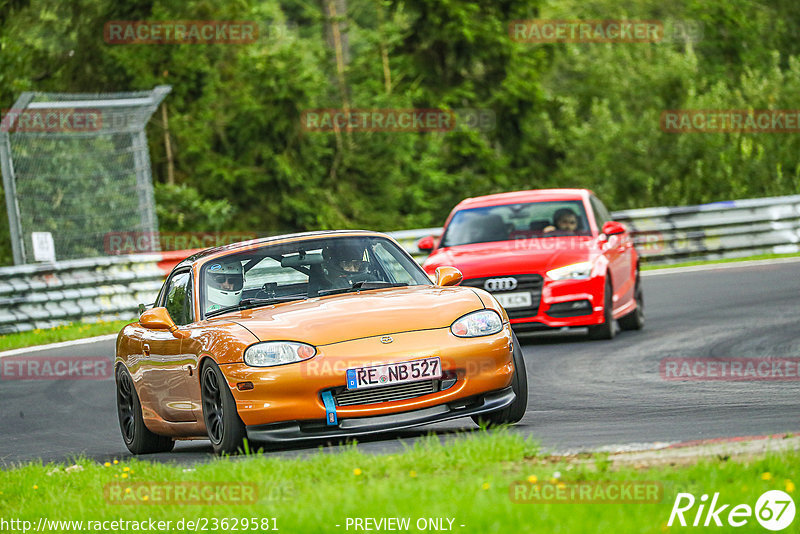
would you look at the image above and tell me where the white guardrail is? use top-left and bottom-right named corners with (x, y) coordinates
top-left (1, 194), bottom-right (798, 334)
top-left (394, 194), bottom-right (800, 262)
top-left (0, 255), bottom-right (165, 335)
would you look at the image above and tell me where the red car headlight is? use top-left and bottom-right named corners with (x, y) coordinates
top-left (546, 261), bottom-right (593, 280)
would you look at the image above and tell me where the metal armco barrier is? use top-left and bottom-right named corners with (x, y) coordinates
top-left (612, 195), bottom-right (800, 264)
top-left (1, 195), bottom-right (798, 335)
top-left (0, 255), bottom-right (164, 334)
top-left (392, 195), bottom-right (800, 264)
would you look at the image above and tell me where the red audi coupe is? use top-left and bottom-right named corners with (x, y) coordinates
top-left (418, 189), bottom-right (643, 339)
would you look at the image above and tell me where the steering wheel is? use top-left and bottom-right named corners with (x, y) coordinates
top-left (254, 282), bottom-right (278, 300)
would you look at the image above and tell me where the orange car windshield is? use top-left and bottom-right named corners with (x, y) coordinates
top-left (201, 236), bottom-right (432, 316)
top-left (440, 200), bottom-right (591, 247)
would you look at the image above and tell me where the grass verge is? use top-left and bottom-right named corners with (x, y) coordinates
top-left (0, 431), bottom-right (796, 533)
top-left (0, 319), bottom-right (133, 352)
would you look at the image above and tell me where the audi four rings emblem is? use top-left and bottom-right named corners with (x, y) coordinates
top-left (484, 277), bottom-right (518, 291)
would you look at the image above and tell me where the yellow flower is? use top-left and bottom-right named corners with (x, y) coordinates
top-left (482, 482), bottom-right (490, 490)
top-left (113, 460), bottom-right (119, 465)
top-left (125, 488), bottom-right (131, 494)
top-left (122, 467), bottom-right (130, 472)
top-left (549, 478), bottom-right (558, 484)
top-left (527, 475), bottom-right (538, 484)
top-left (557, 482), bottom-right (566, 489)
top-left (353, 468), bottom-right (362, 476)
top-left (409, 470), bottom-right (417, 478)
top-left (103, 462), bottom-right (111, 467)
top-left (33, 485), bottom-right (38, 490)
top-left (786, 480), bottom-right (795, 493)
top-left (114, 474), bottom-right (119, 478)
top-left (761, 472), bottom-right (772, 481)
top-left (121, 473), bottom-right (128, 479)
top-left (142, 495), bottom-right (149, 502)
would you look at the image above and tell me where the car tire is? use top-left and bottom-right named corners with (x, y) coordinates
top-left (618, 272), bottom-right (644, 331)
top-left (471, 331), bottom-right (528, 427)
top-left (116, 365), bottom-right (175, 454)
top-left (201, 360), bottom-right (247, 455)
top-left (587, 277), bottom-right (616, 340)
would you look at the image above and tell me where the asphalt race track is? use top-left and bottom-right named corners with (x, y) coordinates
top-left (1, 259), bottom-right (798, 466)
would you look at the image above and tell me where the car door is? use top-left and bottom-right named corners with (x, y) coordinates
top-left (591, 196), bottom-right (634, 307)
top-left (139, 269), bottom-right (198, 423)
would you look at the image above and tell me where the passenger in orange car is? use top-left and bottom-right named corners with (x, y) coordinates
top-left (322, 240), bottom-right (372, 289)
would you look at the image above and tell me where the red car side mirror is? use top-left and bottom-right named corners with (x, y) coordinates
top-left (417, 236), bottom-right (436, 253)
top-left (601, 221), bottom-right (626, 237)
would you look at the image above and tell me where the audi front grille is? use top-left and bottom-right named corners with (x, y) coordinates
top-left (460, 274), bottom-right (544, 318)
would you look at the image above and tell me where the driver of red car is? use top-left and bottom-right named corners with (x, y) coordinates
top-left (543, 208), bottom-right (579, 234)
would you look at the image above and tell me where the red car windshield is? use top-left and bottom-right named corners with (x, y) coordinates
top-left (440, 200), bottom-right (591, 247)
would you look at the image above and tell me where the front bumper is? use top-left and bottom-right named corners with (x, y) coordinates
top-left (219, 325), bottom-right (514, 427)
top-left (245, 386), bottom-right (515, 443)
top-left (515, 275), bottom-right (605, 328)
top-left (466, 275), bottom-right (606, 330)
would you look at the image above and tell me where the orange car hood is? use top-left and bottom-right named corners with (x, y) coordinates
top-left (210, 285), bottom-right (485, 346)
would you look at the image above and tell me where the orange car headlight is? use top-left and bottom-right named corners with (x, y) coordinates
top-left (244, 341), bottom-right (316, 367)
top-left (450, 310), bottom-right (503, 338)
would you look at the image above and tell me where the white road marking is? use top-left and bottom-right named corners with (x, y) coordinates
top-left (0, 334), bottom-right (118, 359)
top-left (642, 255), bottom-right (800, 277)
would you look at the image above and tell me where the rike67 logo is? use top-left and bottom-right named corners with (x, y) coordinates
top-left (668, 490), bottom-right (795, 531)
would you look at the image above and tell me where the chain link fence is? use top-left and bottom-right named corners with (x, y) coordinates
top-left (1, 86), bottom-right (171, 264)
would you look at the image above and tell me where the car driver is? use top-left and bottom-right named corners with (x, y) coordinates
top-left (544, 208), bottom-right (579, 234)
top-left (206, 260), bottom-right (244, 312)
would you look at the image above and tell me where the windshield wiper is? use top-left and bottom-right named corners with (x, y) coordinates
top-left (317, 281), bottom-right (408, 297)
top-left (205, 296), bottom-right (307, 318)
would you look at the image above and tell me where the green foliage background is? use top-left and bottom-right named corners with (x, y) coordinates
top-left (2, 0), bottom-right (800, 265)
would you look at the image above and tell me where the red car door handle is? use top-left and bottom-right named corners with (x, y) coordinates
top-left (142, 343), bottom-right (150, 356)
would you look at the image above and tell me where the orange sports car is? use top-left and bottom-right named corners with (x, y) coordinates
top-left (115, 231), bottom-right (528, 454)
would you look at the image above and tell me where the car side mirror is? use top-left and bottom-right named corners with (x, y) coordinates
top-left (140, 307), bottom-right (188, 338)
top-left (417, 236), bottom-right (436, 253)
top-left (601, 221), bottom-right (626, 237)
top-left (435, 266), bottom-right (463, 287)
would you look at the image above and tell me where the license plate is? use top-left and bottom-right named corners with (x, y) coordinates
top-left (494, 291), bottom-right (532, 309)
top-left (346, 357), bottom-right (442, 390)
